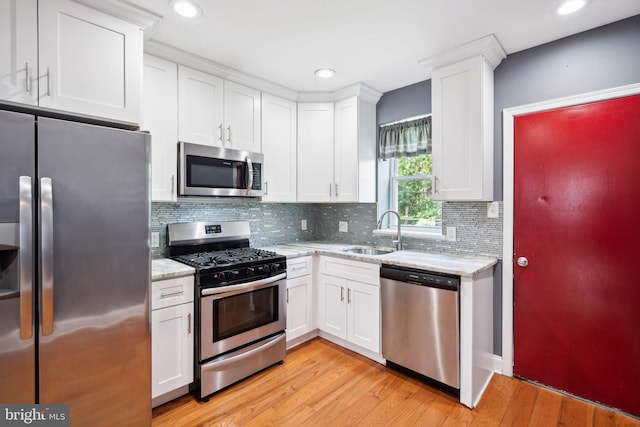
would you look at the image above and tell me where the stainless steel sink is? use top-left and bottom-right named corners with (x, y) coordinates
top-left (343, 247), bottom-right (394, 256)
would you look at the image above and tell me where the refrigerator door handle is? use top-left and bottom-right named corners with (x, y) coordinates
top-left (40, 177), bottom-right (54, 336)
top-left (19, 176), bottom-right (33, 340)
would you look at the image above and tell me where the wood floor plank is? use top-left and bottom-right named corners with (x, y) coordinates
top-left (499, 379), bottom-right (538, 426)
top-left (152, 338), bottom-right (640, 427)
top-left (527, 384), bottom-right (563, 427)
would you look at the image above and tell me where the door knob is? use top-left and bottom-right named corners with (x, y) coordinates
top-left (517, 257), bottom-right (529, 267)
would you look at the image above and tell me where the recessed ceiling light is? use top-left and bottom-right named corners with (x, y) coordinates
top-left (171, 0), bottom-right (203, 18)
top-left (556, 0), bottom-right (587, 15)
top-left (315, 68), bottom-right (336, 79)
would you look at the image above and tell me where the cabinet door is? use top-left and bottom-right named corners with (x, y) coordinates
top-left (286, 275), bottom-right (313, 341)
top-left (297, 103), bottom-right (334, 202)
top-left (151, 303), bottom-right (194, 398)
top-left (334, 97), bottom-right (359, 202)
top-left (143, 55), bottom-right (178, 202)
top-left (347, 280), bottom-right (380, 353)
top-left (38, 0), bottom-right (142, 124)
top-left (224, 81), bottom-right (261, 152)
top-left (317, 274), bottom-right (347, 339)
top-left (261, 93), bottom-right (297, 202)
top-left (0, 0), bottom-right (37, 105)
top-left (431, 56), bottom-right (493, 201)
top-left (178, 65), bottom-right (224, 146)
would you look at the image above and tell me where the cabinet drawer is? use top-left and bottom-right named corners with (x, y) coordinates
top-left (287, 256), bottom-right (313, 279)
top-left (318, 256), bottom-right (379, 285)
top-left (151, 276), bottom-right (194, 310)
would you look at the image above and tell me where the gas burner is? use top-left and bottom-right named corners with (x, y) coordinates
top-left (176, 248), bottom-right (280, 269)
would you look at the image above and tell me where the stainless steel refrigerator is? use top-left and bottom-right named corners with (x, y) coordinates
top-left (0, 109), bottom-right (151, 426)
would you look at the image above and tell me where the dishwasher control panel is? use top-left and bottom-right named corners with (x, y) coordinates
top-left (380, 265), bottom-right (460, 291)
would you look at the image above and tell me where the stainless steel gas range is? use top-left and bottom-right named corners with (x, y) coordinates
top-left (167, 221), bottom-right (287, 400)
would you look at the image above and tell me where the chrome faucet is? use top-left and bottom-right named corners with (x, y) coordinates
top-left (377, 210), bottom-right (402, 251)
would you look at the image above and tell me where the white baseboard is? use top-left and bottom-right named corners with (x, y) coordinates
top-left (493, 354), bottom-right (504, 375)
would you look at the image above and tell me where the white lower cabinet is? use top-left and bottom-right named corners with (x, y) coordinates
top-left (317, 256), bottom-right (380, 354)
top-left (151, 275), bottom-right (194, 406)
top-left (286, 256), bottom-right (314, 343)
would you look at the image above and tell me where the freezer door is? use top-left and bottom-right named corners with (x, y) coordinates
top-left (37, 117), bottom-right (151, 426)
top-left (0, 110), bottom-right (36, 404)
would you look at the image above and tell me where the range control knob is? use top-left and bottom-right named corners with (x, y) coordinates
top-left (228, 270), bottom-right (240, 278)
top-left (246, 267), bottom-right (255, 275)
top-left (271, 263), bottom-right (281, 272)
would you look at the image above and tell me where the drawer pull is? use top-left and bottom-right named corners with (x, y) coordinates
top-left (160, 290), bottom-right (184, 298)
top-left (291, 265), bottom-right (306, 271)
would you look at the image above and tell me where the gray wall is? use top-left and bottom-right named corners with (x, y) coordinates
top-left (493, 14), bottom-right (640, 200)
top-left (374, 14), bottom-right (640, 356)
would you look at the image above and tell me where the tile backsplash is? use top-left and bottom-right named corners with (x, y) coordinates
top-left (152, 200), bottom-right (502, 259)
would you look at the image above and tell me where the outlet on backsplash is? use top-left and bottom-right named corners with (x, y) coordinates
top-left (339, 221), bottom-right (348, 233)
top-left (301, 219), bottom-right (307, 231)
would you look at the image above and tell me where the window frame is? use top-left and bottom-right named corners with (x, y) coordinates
top-left (387, 156), bottom-right (443, 234)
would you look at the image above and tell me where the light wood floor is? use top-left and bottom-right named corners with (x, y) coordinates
top-left (152, 338), bottom-right (640, 426)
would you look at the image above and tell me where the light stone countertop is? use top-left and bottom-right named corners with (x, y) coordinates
top-left (151, 242), bottom-right (497, 280)
top-left (151, 258), bottom-right (196, 281)
top-left (260, 242), bottom-right (497, 278)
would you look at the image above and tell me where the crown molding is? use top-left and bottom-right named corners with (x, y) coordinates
top-left (74, 0), bottom-right (162, 36)
top-left (418, 34), bottom-right (506, 77)
top-left (144, 40), bottom-right (299, 101)
top-left (146, 41), bottom-right (383, 104)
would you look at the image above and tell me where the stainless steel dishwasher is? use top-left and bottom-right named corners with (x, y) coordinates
top-left (381, 264), bottom-right (460, 395)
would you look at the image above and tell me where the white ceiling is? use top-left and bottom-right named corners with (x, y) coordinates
top-left (129, 0), bottom-right (640, 94)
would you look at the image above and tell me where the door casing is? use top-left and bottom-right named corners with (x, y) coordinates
top-left (501, 82), bottom-right (640, 377)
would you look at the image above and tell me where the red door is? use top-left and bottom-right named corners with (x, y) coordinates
top-left (513, 94), bottom-right (640, 416)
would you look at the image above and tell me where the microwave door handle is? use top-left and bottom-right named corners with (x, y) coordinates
top-left (245, 156), bottom-right (253, 195)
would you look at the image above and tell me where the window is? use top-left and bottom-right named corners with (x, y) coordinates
top-left (378, 115), bottom-right (442, 235)
top-left (390, 154), bottom-right (442, 230)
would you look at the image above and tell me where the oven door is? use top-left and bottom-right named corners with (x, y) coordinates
top-left (200, 273), bottom-right (286, 361)
top-left (179, 142), bottom-right (263, 197)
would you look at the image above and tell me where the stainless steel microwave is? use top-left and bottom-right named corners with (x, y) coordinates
top-left (178, 142), bottom-right (263, 197)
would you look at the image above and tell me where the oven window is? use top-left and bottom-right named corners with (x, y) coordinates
top-left (212, 286), bottom-right (278, 342)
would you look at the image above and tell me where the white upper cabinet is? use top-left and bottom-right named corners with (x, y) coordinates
top-left (143, 55), bottom-right (178, 202)
top-left (38, 0), bottom-right (142, 124)
top-left (424, 35), bottom-right (505, 201)
top-left (178, 66), bottom-right (224, 146)
top-left (334, 96), bottom-right (377, 203)
top-left (261, 93), bottom-right (297, 202)
top-left (223, 81), bottom-right (261, 152)
top-left (297, 102), bottom-right (335, 202)
top-left (298, 92), bottom-right (379, 203)
top-left (178, 65), bottom-right (261, 152)
top-left (0, 0), bottom-right (38, 106)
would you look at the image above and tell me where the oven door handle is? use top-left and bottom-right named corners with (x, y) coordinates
top-left (201, 272), bottom-right (286, 296)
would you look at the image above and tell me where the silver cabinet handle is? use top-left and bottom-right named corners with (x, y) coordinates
top-left (286, 288), bottom-right (289, 304)
top-left (340, 286), bottom-right (344, 302)
top-left (217, 124), bottom-right (223, 142)
top-left (347, 288), bottom-right (351, 304)
top-left (226, 126), bottom-right (231, 143)
top-left (434, 176), bottom-right (439, 194)
top-left (517, 257), bottom-right (529, 267)
top-left (160, 290), bottom-right (184, 298)
top-left (264, 180), bottom-right (268, 196)
top-left (335, 183), bottom-right (339, 197)
top-left (19, 177), bottom-right (33, 340)
top-left (291, 265), bottom-right (306, 271)
top-left (170, 174), bottom-right (175, 197)
top-left (46, 68), bottom-right (51, 97)
top-left (187, 313), bottom-right (191, 335)
top-left (245, 156), bottom-right (253, 195)
top-left (329, 183), bottom-right (332, 198)
top-left (25, 62), bottom-right (31, 93)
top-left (40, 178), bottom-right (54, 336)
